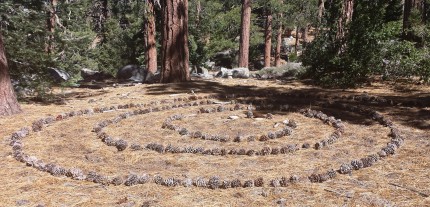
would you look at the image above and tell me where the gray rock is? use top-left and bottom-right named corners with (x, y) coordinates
top-left (117, 65), bottom-right (144, 82)
top-left (232, 67), bottom-right (250, 79)
top-left (81, 68), bottom-right (113, 82)
top-left (48, 67), bottom-right (71, 83)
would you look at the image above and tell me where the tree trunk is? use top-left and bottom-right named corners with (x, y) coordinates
top-left (294, 26), bottom-right (299, 56)
top-left (336, 0), bottom-right (354, 52)
top-left (302, 25), bottom-right (309, 44)
top-left (46, 0), bottom-right (57, 53)
top-left (403, 0), bottom-right (413, 39)
top-left (160, 0), bottom-right (190, 83)
top-left (0, 34), bottom-right (22, 116)
top-left (318, 0), bottom-right (325, 23)
top-left (264, 11), bottom-right (272, 68)
top-left (239, 0), bottom-right (251, 68)
top-left (146, 0), bottom-right (157, 81)
top-left (337, 0), bottom-right (354, 39)
top-left (275, 16), bottom-right (283, 67)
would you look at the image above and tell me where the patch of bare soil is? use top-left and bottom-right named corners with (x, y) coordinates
top-left (0, 78), bottom-right (429, 206)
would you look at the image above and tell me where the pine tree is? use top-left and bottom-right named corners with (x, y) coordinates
top-left (0, 33), bottom-right (21, 116)
top-left (160, 0), bottom-right (190, 82)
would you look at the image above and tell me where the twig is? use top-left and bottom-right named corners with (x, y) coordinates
top-left (389, 183), bottom-right (429, 197)
top-left (324, 188), bottom-right (353, 198)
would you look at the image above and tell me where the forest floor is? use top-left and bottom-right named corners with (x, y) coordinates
top-left (0, 77), bottom-right (429, 207)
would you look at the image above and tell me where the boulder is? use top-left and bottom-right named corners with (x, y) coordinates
top-left (117, 65), bottom-right (145, 82)
top-left (232, 67), bottom-right (250, 79)
top-left (144, 71), bottom-right (161, 83)
top-left (255, 63), bottom-right (304, 80)
top-left (81, 68), bottom-right (113, 82)
top-left (48, 68), bottom-right (70, 83)
top-left (215, 67), bottom-right (249, 79)
top-left (215, 67), bottom-right (233, 78)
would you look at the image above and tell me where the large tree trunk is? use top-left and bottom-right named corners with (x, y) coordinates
top-left (238, 0), bottom-right (251, 68)
top-left (46, 0), bottom-right (57, 53)
top-left (275, 17), bottom-right (283, 67)
top-left (0, 34), bottom-right (22, 116)
top-left (145, 0), bottom-right (157, 81)
top-left (403, 0), bottom-right (413, 39)
top-left (160, 0), bottom-right (190, 83)
top-left (264, 11), bottom-right (272, 68)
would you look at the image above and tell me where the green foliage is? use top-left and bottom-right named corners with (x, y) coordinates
top-left (302, 0), bottom-right (430, 87)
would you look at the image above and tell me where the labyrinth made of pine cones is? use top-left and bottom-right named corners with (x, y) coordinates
top-left (8, 93), bottom-right (405, 189)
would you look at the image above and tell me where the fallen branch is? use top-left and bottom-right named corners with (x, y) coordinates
top-left (389, 183), bottom-right (429, 197)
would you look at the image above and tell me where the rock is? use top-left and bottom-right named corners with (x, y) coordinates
top-left (228, 116), bottom-right (240, 120)
top-left (48, 67), bottom-right (70, 83)
top-left (191, 67), bottom-right (213, 79)
top-left (232, 67), bottom-right (250, 79)
top-left (117, 65), bottom-right (144, 82)
top-left (80, 68), bottom-right (113, 82)
top-left (144, 71), bottom-right (161, 83)
top-left (215, 67), bottom-right (232, 78)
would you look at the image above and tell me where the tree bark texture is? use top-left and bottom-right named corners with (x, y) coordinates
top-left (0, 34), bottom-right (22, 116)
top-left (403, 0), bottom-right (413, 39)
top-left (239, 0), bottom-right (251, 68)
top-left (46, 0), bottom-right (57, 53)
top-left (146, 0), bottom-right (157, 80)
top-left (161, 0), bottom-right (190, 83)
top-left (275, 16), bottom-right (283, 67)
top-left (264, 11), bottom-right (272, 68)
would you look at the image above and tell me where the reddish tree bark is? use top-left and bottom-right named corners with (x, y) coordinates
top-left (275, 17), bottom-right (283, 67)
top-left (0, 34), bottom-right (22, 116)
top-left (239, 0), bottom-right (251, 68)
top-left (145, 0), bottom-right (157, 81)
top-left (160, 0), bottom-right (190, 83)
top-left (46, 0), bottom-right (57, 53)
top-left (264, 11), bottom-right (273, 68)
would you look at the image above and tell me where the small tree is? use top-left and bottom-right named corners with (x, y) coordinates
top-left (0, 33), bottom-right (21, 116)
top-left (160, 0), bottom-right (190, 83)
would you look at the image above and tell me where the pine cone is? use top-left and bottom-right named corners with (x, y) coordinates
top-left (116, 139), bottom-right (128, 151)
top-left (261, 147), bottom-right (271, 156)
top-left (302, 143), bottom-right (311, 149)
top-left (66, 168), bottom-right (85, 180)
top-left (208, 176), bottom-right (221, 189)
top-left (231, 179), bottom-right (242, 188)
top-left (221, 180), bottom-right (232, 189)
top-left (327, 169), bottom-right (337, 179)
top-left (243, 180), bottom-right (254, 188)
top-left (287, 120), bottom-right (297, 129)
top-left (259, 135), bottom-right (269, 141)
top-left (182, 178), bottom-right (193, 187)
top-left (270, 179), bottom-right (281, 187)
top-left (130, 144), bottom-right (143, 151)
top-left (111, 176), bottom-right (124, 186)
top-left (351, 160), bottom-right (364, 170)
top-left (163, 177), bottom-right (178, 187)
top-left (153, 175), bottom-right (164, 185)
top-left (290, 175), bottom-right (299, 183)
top-left (238, 149), bottom-right (246, 155)
top-left (254, 177), bottom-right (264, 187)
top-left (309, 174), bottom-right (321, 183)
top-left (280, 177), bottom-right (288, 187)
top-left (271, 147), bottom-right (280, 155)
top-left (246, 150), bottom-right (256, 156)
top-left (125, 174), bottom-right (140, 186)
top-left (339, 163), bottom-right (353, 174)
top-left (194, 177), bottom-right (207, 187)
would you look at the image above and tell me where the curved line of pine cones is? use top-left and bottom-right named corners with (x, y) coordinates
top-left (7, 93), bottom-right (406, 188)
top-left (94, 101), bottom-right (343, 155)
